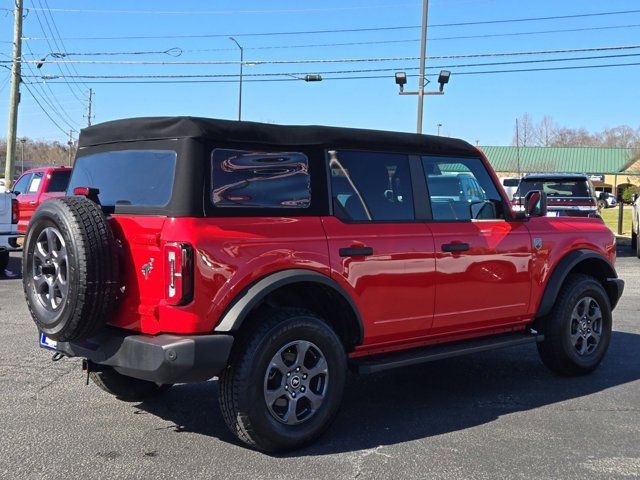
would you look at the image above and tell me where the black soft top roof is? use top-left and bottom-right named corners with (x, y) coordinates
top-left (78, 116), bottom-right (478, 157)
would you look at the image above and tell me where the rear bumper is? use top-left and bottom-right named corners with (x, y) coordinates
top-left (0, 232), bottom-right (23, 252)
top-left (56, 327), bottom-right (234, 384)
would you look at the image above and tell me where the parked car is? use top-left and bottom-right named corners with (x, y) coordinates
top-left (27, 117), bottom-right (623, 452)
top-left (596, 191), bottom-right (617, 210)
top-left (0, 190), bottom-right (20, 271)
top-left (12, 166), bottom-right (72, 233)
top-left (632, 193), bottom-right (640, 258)
top-left (513, 173), bottom-right (599, 217)
top-left (500, 176), bottom-right (521, 200)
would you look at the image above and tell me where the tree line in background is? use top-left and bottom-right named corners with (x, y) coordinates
top-left (512, 114), bottom-right (640, 149)
top-left (0, 138), bottom-right (74, 178)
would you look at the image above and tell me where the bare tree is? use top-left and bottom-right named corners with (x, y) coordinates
top-left (512, 113), bottom-right (535, 147)
top-left (534, 115), bottom-right (557, 146)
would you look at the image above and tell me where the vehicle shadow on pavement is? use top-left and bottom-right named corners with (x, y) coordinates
top-left (0, 254), bottom-right (22, 280)
top-left (135, 330), bottom-right (640, 455)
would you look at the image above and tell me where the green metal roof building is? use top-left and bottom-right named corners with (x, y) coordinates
top-left (479, 146), bottom-right (640, 194)
top-left (480, 146), bottom-right (639, 175)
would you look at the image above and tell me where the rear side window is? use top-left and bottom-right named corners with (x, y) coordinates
top-left (46, 170), bottom-right (71, 193)
top-left (68, 150), bottom-right (177, 207)
top-left (28, 172), bottom-right (43, 193)
top-left (211, 149), bottom-right (311, 208)
top-left (329, 150), bottom-right (414, 222)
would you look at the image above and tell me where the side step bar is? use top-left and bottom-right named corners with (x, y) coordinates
top-left (351, 332), bottom-right (543, 375)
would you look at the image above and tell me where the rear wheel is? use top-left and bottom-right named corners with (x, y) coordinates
top-left (536, 274), bottom-right (612, 376)
top-left (219, 308), bottom-right (346, 452)
top-left (90, 366), bottom-right (171, 402)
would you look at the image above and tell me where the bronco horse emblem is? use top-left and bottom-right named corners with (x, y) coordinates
top-left (141, 258), bottom-right (154, 279)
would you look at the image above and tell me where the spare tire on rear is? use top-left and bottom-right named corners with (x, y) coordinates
top-left (23, 196), bottom-right (119, 341)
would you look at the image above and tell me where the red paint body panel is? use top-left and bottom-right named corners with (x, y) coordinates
top-left (321, 216), bottom-right (436, 345)
top-left (16, 166), bottom-right (72, 233)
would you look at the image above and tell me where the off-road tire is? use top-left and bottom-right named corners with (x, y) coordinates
top-left (219, 308), bottom-right (347, 453)
top-left (90, 366), bottom-right (171, 401)
top-left (0, 251), bottom-right (9, 272)
top-left (536, 274), bottom-right (612, 376)
top-left (23, 197), bottom-right (119, 341)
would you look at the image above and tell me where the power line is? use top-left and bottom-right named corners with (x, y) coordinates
top-left (10, 44), bottom-right (640, 66)
top-left (21, 81), bottom-right (77, 135)
top-left (31, 60), bottom-right (640, 85)
top-left (20, 8), bottom-right (640, 41)
top-left (29, 1), bottom-right (86, 104)
top-left (16, 3), bottom-right (421, 15)
top-left (23, 52), bottom-right (640, 80)
top-left (22, 41), bottom-right (81, 128)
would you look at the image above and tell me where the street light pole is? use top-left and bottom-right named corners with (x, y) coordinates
top-left (229, 37), bottom-right (243, 121)
top-left (437, 123), bottom-right (442, 136)
top-left (416, 0), bottom-right (429, 134)
top-left (20, 138), bottom-right (26, 174)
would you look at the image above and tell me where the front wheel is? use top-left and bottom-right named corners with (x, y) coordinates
top-left (219, 308), bottom-right (346, 453)
top-left (536, 274), bottom-right (612, 376)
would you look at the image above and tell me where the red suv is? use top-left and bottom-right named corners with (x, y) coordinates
top-left (11, 166), bottom-right (72, 233)
top-left (23, 117), bottom-right (623, 452)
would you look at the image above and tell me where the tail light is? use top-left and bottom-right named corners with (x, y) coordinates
top-left (11, 198), bottom-right (18, 224)
top-left (164, 242), bottom-right (193, 306)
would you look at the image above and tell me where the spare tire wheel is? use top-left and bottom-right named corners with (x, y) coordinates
top-left (22, 196), bottom-right (119, 341)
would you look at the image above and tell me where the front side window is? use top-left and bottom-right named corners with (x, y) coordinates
top-left (46, 170), bottom-right (71, 193)
top-left (329, 150), bottom-right (414, 222)
top-left (28, 172), bottom-right (43, 193)
top-left (68, 150), bottom-right (176, 207)
top-left (12, 173), bottom-right (31, 195)
top-left (211, 149), bottom-right (311, 208)
top-left (422, 157), bottom-right (504, 221)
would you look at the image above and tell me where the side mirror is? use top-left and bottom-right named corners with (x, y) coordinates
top-left (524, 190), bottom-right (547, 217)
top-left (633, 193), bottom-right (638, 203)
top-left (470, 200), bottom-right (497, 219)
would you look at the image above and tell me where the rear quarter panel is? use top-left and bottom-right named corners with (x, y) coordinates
top-left (113, 216), bottom-right (331, 334)
top-left (526, 216), bottom-right (616, 316)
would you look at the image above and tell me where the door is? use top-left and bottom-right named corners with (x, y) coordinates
top-left (12, 172), bottom-right (33, 233)
top-left (17, 172), bottom-right (44, 232)
top-left (322, 150), bottom-right (436, 346)
top-left (421, 155), bottom-right (533, 333)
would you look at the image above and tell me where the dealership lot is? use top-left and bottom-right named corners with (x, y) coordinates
top-left (1, 251), bottom-right (638, 479)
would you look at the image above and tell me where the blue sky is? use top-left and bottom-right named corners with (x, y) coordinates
top-left (1, 0), bottom-right (639, 145)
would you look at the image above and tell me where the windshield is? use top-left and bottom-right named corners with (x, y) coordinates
top-left (68, 150), bottom-right (177, 207)
top-left (517, 179), bottom-right (591, 198)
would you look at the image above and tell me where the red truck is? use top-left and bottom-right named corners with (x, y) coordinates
top-left (11, 166), bottom-right (72, 234)
top-left (24, 118), bottom-right (623, 452)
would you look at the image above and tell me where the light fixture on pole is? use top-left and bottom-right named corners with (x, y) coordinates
top-left (394, 69), bottom-right (452, 133)
top-left (228, 37), bottom-right (244, 121)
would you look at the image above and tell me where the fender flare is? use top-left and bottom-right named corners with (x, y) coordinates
top-left (536, 249), bottom-right (619, 318)
top-left (213, 269), bottom-right (364, 342)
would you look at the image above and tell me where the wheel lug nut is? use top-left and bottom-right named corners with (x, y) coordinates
top-left (301, 387), bottom-right (306, 392)
top-left (287, 372), bottom-right (291, 377)
top-left (302, 374), bottom-right (307, 379)
top-left (296, 367), bottom-right (300, 372)
top-left (285, 385), bottom-right (288, 390)
top-left (291, 392), bottom-right (296, 398)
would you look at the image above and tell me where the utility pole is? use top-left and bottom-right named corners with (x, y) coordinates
top-left (67, 130), bottom-right (74, 166)
top-left (437, 123), bottom-right (442, 136)
top-left (4, 0), bottom-right (23, 188)
top-left (416, 0), bottom-right (429, 134)
top-left (229, 37), bottom-right (243, 121)
top-left (86, 88), bottom-right (94, 127)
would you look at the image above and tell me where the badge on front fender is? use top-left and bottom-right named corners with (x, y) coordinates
top-left (533, 237), bottom-right (542, 250)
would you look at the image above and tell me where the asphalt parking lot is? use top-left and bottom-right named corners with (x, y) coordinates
top-left (1, 250), bottom-right (639, 480)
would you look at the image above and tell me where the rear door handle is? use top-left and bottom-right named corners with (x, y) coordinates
top-left (339, 247), bottom-right (374, 257)
top-left (442, 243), bottom-right (470, 252)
